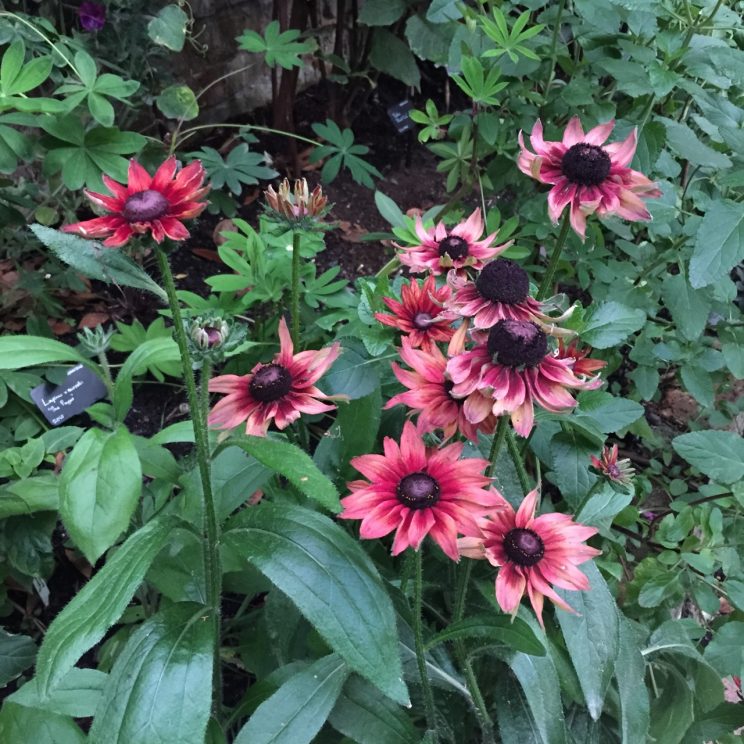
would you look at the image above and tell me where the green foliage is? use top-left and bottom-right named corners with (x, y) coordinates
top-left (148, 5), bottom-right (190, 52)
top-left (310, 119), bottom-right (382, 188)
top-left (190, 143), bottom-right (277, 195)
top-left (237, 20), bottom-right (316, 70)
top-left (479, 8), bottom-right (544, 63)
top-left (156, 84), bottom-right (199, 121)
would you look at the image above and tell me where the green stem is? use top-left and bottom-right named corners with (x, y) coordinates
top-left (291, 231), bottom-right (302, 347)
top-left (375, 255), bottom-right (400, 280)
top-left (200, 360), bottom-right (212, 435)
top-left (413, 549), bottom-right (438, 741)
top-left (97, 350), bottom-right (115, 399)
top-left (154, 245), bottom-right (222, 708)
top-left (486, 417), bottom-right (509, 478)
top-left (537, 210), bottom-right (571, 300)
top-left (506, 429), bottom-right (532, 495)
top-left (541, 0), bottom-right (567, 103)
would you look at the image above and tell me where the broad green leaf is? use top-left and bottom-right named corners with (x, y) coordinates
top-left (35, 517), bottom-right (178, 697)
top-left (8, 668), bottom-right (107, 717)
top-left (236, 20), bottom-right (316, 69)
top-left (369, 29), bottom-right (421, 88)
top-left (426, 614), bottom-right (545, 656)
top-left (649, 666), bottom-right (693, 744)
top-left (223, 504), bottom-right (408, 704)
top-left (0, 630), bottom-right (36, 687)
top-left (374, 190), bottom-right (407, 228)
top-left (680, 363), bottom-right (713, 407)
top-left (60, 427), bottom-right (142, 564)
top-left (427, 0), bottom-right (461, 23)
top-left (615, 619), bottom-right (650, 744)
top-left (30, 225), bottom-right (167, 301)
top-left (227, 436), bottom-right (340, 512)
top-left (582, 302), bottom-right (646, 348)
top-left (234, 654), bottom-right (349, 744)
top-left (0, 703), bottom-right (85, 744)
top-left (576, 391), bottom-right (644, 433)
top-left (156, 84), bottom-right (199, 121)
top-left (548, 430), bottom-right (597, 507)
top-left (703, 621), bottom-right (744, 678)
top-left (689, 200), bottom-right (744, 288)
top-left (0, 334), bottom-right (88, 369)
top-left (324, 346), bottom-right (380, 399)
top-left (576, 485), bottom-right (633, 528)
top-left (148, 5), bottom-right (189, 51)
top-left (494, 672), bottom-right (543, 744)
top-left (680, 703), bottom-right (744, 744)
top-left (672, 430), bottom-right (744, 484)
top-left (0, 475), bottom-right (59, 518)
top-left (404, 15), bottom-right (454, 65)
top-left (359, 0), bottom-right (406, 25)
top-left (555, 562), bottom-right (618, 720)
top-left (328, 674), bottom-right (419, 744)
top-left (659, 118), bottom-right (732, 169)
top-left (661, 273), bottom-right (711, 341)
top-left (89, 603), bottom-right (213, 744)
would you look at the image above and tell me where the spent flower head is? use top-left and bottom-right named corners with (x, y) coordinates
top-left (264, 178), bottom-right (329, 229)
top-left (590, 445), bottom-right (635, 486)
top-left (187, 313), bottom-right (246, 369)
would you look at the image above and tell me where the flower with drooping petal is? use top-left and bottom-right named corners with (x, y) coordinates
top-left (375, 275), bottom-right (454, 351)
top-left (62, 157), bottom-right (209, 247)
top-left (339, 421), bottom-right (500, 560)
top-left (264, 178), bottom-right (329, 229)
top-left (397, 208), bottom-right (512, 275)
top-left (208, 317), bottom-right (340, 437)
top-left (447, 319), bottom-right (602, 436)
top-left (556, 338), bottom-right (607, 378)
top-left (517, 117), bottom-right (661, 240)
top-left (445, 259), bottom-right (575, 332)
top-left (458, 489), bottom-right (600, 626)
top-left (386, 341), bottom-right (497, 442)
top-left (590, 444), bottom-right (635, 486)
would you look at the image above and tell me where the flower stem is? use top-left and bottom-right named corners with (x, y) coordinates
top-left (506, 428), bottom-right (532, 495)
top-left (413, 549), bottom-right (438, 741)
top-left (291, 231), bottom-right (302, 347)
top-left (97, 350), bottom-right (114, 399)
top-left (375, 255), bottom-right (400, 280)
top-left (537, 210), bottom-right (571, 300)
top-left (200, 360), bottom-right (212, 434)
top-left (487, 416), bottom-right (509, 478)
top-left (541, 0), bottom-right (566, 103)
top-left (154, 245), bottom-right (222, 707)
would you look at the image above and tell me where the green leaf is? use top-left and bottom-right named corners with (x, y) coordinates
top-left (688, 200), bottom-right (744, 289)
top-left (576, 485), bottom-right (633, 528)
top-left (227, 436), bottom-right (340, 512)
top-left (192, 144), bottom-right (277, 194)
top-left (659, 118), bottom-right (732, 170)
top-left (0, 630), bottom-right (36, 687)
top-left (30, 225), bottom-right (166, 301)
top-left (328, 674), bottom-right (419, 744)
top-left (156, 84), bottom-right (199, 121)
top-left (494, 672), bottom-right (543, 744)
top-left (662, 273), bottom-right (711, 340)
top-left (358, 0), bottom-right (406, 25)
top-left (680, 364), bottom-right (713, 407)
top-left (236, 20), bottom-right (316, 70)
top-left (0, 475), bottom-right (59, 518)
top-left (223, 504), bottom-right (408, 705)
top-left (704, 621), bottom-right (744, 678)
top-left (374, 190), bottom-right (407, 228)
top-left (0, 703), bottom-right (85, 744)
top-left (615, 619), bottom-right (650, 744)
top-left (8, 668), bottom-right (107, 717)
top-left (548, 430), bottom-right (597, 507)
top-left (0, 334), bottom-right (88, 369)
top-left (369, 29), bottom-right (421, 88)
top-left (672, 430), bottom-right (744, 484)
top-left (148, 5), bottom-right (189, 52)
top-left (555, 562), bottom-right (618, 720)
top-left (60, 427), bottom-right (142, 564)
top-left (234, 654), bottom-right (349, 744)
top-left (426, 613), bottom-right (545, 656)
top-left (427, 0), bottom-right (461, 23)
top-left (649, 666), bottom-right (693, 744)
top-left (324, 345), bottom-right (380, 399)
top-left (89, 603), bottom-right (213, 744)
top-left (582, 302), bottom-right (646, 348)
top-left (35, 517), bottom-right (177, 697)
top-left (576, 391), bottom-right (644, 433)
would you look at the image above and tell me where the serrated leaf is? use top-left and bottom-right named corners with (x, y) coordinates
top-left (662, 273), bottom-right (711, 340)
top-left (89, 603), bottom-right (213, 744)
top-left (615, 619), bottom-right (650, 743)
top-left (582, 302), bottom-right (646, 348)
top-left (672, 430), bottom-right (744, 484)
top-left (548, 430), bottom-right (597, 507)
top-left (576, 485), bottom-right (633, 528)
top-left (0, 630), bottom-right (37, 687)
top-left (688, 200), bottom-right (744, 288)
top-left (223, 504), bottom-right (408, 705)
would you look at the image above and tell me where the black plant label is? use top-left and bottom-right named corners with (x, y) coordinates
top-left (387, 100), bottom-right (414, 134)
top-left (31, 364), bottom-right (108, 426)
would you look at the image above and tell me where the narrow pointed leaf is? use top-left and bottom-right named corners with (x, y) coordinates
top-left (0, 335), bottom-right (88, 370)
top-left (426, 614), bottom-right (545, 656)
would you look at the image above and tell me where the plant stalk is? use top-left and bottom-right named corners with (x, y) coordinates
top-left (542, 0), bottom-right (567, 103)
top-left (487, 416), bottom-right (509, 478)
top-left (291, 231), bottom-right (302, 347)
top-left (537, 210), bottom-right (571, 300)
top-left (154, 245), bottom-right (222, 707)
top-left (413, 549), bottom-right (438, 741)
top-left (506, 428), bottom-right (532, 495)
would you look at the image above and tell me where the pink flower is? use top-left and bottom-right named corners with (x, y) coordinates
top-left (447, 319), bottom-right (602, 436)
top-left (518, 117), bottom-right (661, 240)
top-left (590, 444), bottom-right (635, 485)
top-left (458, 489), bottom-right (600, 626)
top-left (208, 317), bottom-right (340, 437)
top-left (375, 275), bottom-right (454, 351)
top-left (445, 259), bottom-right (575, 331)
top-left (556, 338), bottom-right (607, 378)
top-left (386, 341), bottom-right (497, 442)
top-left (339, 421), bottom-right (499, 561)
top-left (62, 157), bottom-right (209, 248)
top-left (397, 208), bottom-right (511, 275)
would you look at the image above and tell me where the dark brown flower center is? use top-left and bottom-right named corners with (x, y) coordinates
top-left (249, 363), bottom-right (292, 402)
top-left (438, 235), bottom-right (469, 261)
top-left (475, 259), bottom-right (530, 304)
top-left (504, 528), bottom-right (544, 567)
top-left (413, 312), bottom-right (434, 329)
top-left (561, 143), bottom-right (611, 187)
top-left (396, 472), bottom-right (440, 510)
top-left (487, 319), bottom-right (547, 368)
top-left (122, 189), bottom-right (169, 222)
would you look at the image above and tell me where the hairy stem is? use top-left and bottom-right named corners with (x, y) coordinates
top-left (542, 0), bottom-right (567, 103)
top-left (537, 210), bottom-right (571, 300)
top-left (291, 231), bottom-right (302, 347)
top-left (506, 429), bottom-right (532, 495)
top-left (413, 549), bottom-right (438, 741)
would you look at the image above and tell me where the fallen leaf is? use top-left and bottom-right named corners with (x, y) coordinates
top-left (192, 247), bottom-right (222, 262)
top-left (337, 220), bottom-right (368, 243)
top-left (212, 218), bottom-right (236, 246)
top-left (49, 319), bottom-right (74, 335)
top-left (78, 312), bottom-right (110, 329)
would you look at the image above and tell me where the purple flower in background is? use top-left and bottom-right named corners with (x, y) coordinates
top-left (78, 2), bottom-right (106, 32)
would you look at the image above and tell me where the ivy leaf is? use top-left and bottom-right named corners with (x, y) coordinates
top-left (237, 20), bottom-right (316, 70)
top-left (189, 144), bottom-right (277, 195)
top-left (310, 119), bottom-right (381, 188)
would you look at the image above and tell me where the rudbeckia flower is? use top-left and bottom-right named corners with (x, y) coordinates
top-left (375, 275), bottom-right (454, 351)
top-left (208, 318), bottom-right (340, 437)
top-left (386, 341), bottom-right (497, 442)
top-left (556, 338), bottom-right (607, 378)
top-left (398, 208), bottom-right (511, 275)
top-left (447, 319), bottom-right (602, 436)
top-left (517, 117), bottom-right (661, 240)
top-left (446, 258), bottom-right (575, 331)
top-left (339, 421), bottom-right (499, 561)
top-left (458, 489), bottom-right (600, 627)
top-left (62, 157), bottom-right (209, 247)
top-left (590, 444), bottom-right (635, 485)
